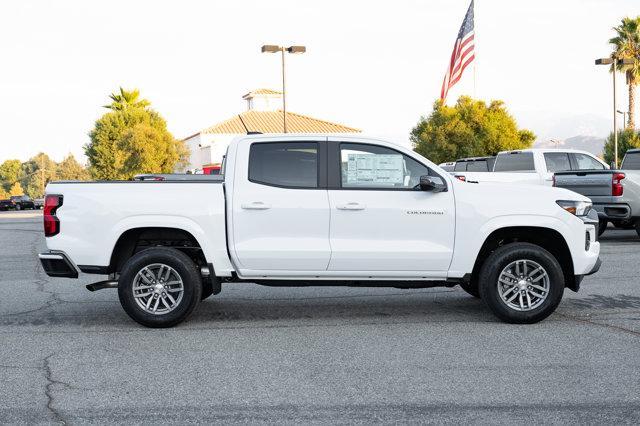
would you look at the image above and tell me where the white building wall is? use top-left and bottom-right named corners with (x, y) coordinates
top-left (179, 133), bottom-right (236, 173)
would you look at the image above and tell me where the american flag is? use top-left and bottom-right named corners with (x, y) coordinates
top-left (440, 0), bottom-right (475, 102)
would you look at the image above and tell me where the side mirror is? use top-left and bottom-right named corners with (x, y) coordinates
top-left (419, 175), bottom-right (447, 192)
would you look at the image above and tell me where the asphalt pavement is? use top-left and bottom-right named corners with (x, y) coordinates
top-left (1, 211), bottom-right (639, 424)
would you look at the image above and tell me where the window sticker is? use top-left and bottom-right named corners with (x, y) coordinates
top-left (346, 154), bottom-right (404, 186)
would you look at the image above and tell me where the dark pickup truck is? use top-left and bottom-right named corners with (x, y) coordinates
top-left (9, 195), bottom-right (35, 210)
top-left (554, 149), bottom-right (640, 237)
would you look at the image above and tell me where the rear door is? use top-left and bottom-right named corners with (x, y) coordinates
top-left (230, 139), bottom-right (331, 272)
top-left (326, 139), bottom-right (455, 275)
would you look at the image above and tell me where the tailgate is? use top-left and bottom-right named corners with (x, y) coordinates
top-left (553, 170), bottom-right (613, 197)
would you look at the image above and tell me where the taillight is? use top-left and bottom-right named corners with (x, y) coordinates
top-left (552, 175), bottom-right (556, 187)
top-left (612, 172), bottom-right (625, 197)
top-left (44, 195), bottom-right (63, 237)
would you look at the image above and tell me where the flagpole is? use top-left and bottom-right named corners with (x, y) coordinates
top-left (473, 0), bottom-right (477, 99)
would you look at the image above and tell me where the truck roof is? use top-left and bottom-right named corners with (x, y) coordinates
top-left (496, 148), bottom-right (598, 155)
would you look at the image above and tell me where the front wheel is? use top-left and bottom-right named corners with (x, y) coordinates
top-left (598, 218), bottom-right (607, 237)
top-left (118, 247), bottom-right (202, 328)
top-left (478, 242), bottom-right (565, 324)
top-left (15, 204), bottom-right (21, 211)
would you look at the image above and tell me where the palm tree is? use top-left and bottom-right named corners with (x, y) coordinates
top-left (104, 87), bottom-right (151, 111)
top-left (610, 17), bottom-right (640, 129)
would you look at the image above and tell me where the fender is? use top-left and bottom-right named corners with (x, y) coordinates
top-left (107, 215), bottom-right (234, 276)
top-left (448, 214), bottom-right (573, 278)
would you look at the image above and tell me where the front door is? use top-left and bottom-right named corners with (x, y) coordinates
top-left (231, 140), bottom-right (331, 272)
top-left (327, 141), bottom-right (455, 275)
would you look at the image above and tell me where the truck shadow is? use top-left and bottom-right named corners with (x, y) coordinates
top-left (190, 288), bottom-right (491, 326)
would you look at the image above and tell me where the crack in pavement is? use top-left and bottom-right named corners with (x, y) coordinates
top-left (555, 312), bottom-right (640, 338)
top-left (42, 353), bottom-right (69, 425)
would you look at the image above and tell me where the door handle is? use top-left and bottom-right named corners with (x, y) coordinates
top-left (241, 201), bottom-right (271, 210)
top-left (336, 202), bottom-right (365, 211)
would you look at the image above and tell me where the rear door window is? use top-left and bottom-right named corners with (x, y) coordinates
top-left (249, 142), bottom-right (318, 188)
top-left (622, 152), bottom-right (640, 170)
top-left (573, 153), bottom-right (605, 170)
top-left (494, 152), bottom-right (535, 172)
top-left (544, 153), bottom-right (571, 172)
top-left (466, 160), bottom-right (488, 172)
top-left (454, 162), bottom-right (467, 172)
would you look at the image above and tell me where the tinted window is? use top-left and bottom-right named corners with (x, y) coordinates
top-left (622, 152), bottom-right (640, 170)
top-left (340, 143), bottom-right (431, 189)
top-left (467, 160), bottom-right (488, 172)
top-left (494, 152), bottom-right (535, 172)
top-left (544, 153), bottom-right (571, 172)
top-left (249, 142), bottom-right (318, 188)
top-left (574, 153), bottom-right (605, 170)
top-left (454, 162), bottom-right (467, 171)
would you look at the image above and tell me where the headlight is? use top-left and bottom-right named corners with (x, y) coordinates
top-left (556, 200), bottom-right (592, 216)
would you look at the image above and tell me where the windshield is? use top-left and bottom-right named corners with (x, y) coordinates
top-left (494, 152), bottom-right (535, 172)
top-left (622, 152), bottom-right (640, 170)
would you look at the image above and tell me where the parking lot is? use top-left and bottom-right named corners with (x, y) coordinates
top-left (1, 211), bottom-right (639, 424)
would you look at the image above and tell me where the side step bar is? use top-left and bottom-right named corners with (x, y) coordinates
top-left (86, 280), bottom-right (118, 292)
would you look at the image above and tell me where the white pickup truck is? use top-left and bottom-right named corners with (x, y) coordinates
top-left (39, 135), bottom-right (601, 327)
top-left (454, 148), bottom-right (609, 185)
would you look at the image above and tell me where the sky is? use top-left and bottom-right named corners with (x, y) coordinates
top-left (0, 0), bottom-right (637, 162)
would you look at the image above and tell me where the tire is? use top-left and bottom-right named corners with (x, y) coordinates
top-left (478, 242), bottom-right (565, 324)
top-left (118, 247), bottom-right (202, 328)
top-left (635, 220), bottom-right (640, 239)
top-left (598, 218), bottom-right (607, 237)
top-left (459, 281), bottom-right (480, 298)
top-left (15, 204), bottom-right (21, 211)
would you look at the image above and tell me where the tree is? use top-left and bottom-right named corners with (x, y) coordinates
top-left (0, 159), bottom-right (23, 192)
top-left (86, 89), bottom-right (188, 180)
top-left (9, 182), bottom-right (23, 197)
top-left (610, 17), bottom-right (640, 129)
top-left (603, 129), bottom-right (640, 166)
top-left (411, 96), bottom-right (535, 164)
top-left (20, 153), bottom-right (57, 198)
top-left (57, 154), bottom-right (90, 181)
top-left (104, 87), bottom-right (151, 111)
top-left (0, 187), bottom-right (9, 199)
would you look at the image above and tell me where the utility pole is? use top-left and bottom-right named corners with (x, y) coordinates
top-left (261, 44), bottom-right (306, 133)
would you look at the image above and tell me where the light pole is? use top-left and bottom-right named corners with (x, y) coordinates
top-left (261, 44), bottom-right (306, 133)
top-left (595, 57), bottom-right (633, 168)
top-left (617, 110), bottom-right (628, 129)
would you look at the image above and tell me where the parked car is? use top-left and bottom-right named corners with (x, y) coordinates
top-left (10, 195), bottom-right (35, 210)
top-left (33, 198), bottom-right (44, 209)
top-left (455, 149), bottom-right (608, 185)
top-left (39, 134), bottom-right (601, 328)
top-left (0, 199), bottom-right (15, 211)
top-left (553, 148), bottom-right (640, 237)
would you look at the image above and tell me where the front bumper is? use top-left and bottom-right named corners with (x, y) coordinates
top-left (38, 251), bottom-right (78, 278)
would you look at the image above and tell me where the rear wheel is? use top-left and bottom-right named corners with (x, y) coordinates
top-left (15, 204), bottom-right (21, 211)
top-left (118, 247), bottom-right (202, 328)
top-left (478, 242), bottom-right (565, 324)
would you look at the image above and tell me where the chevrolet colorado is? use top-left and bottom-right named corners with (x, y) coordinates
top-left (39, 135), bottom-right (601, 327)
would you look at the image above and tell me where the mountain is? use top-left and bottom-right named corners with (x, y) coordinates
top-left (534, 135), bottom-right (606, 156)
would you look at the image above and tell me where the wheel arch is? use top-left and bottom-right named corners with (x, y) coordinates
top-left (470, 226), bottom-right (576, 291)
top-left (108, 226), bottom-right (208, 274)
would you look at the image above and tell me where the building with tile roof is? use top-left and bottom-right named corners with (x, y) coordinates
top-left (180, 89), bottom-right (360, 173)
